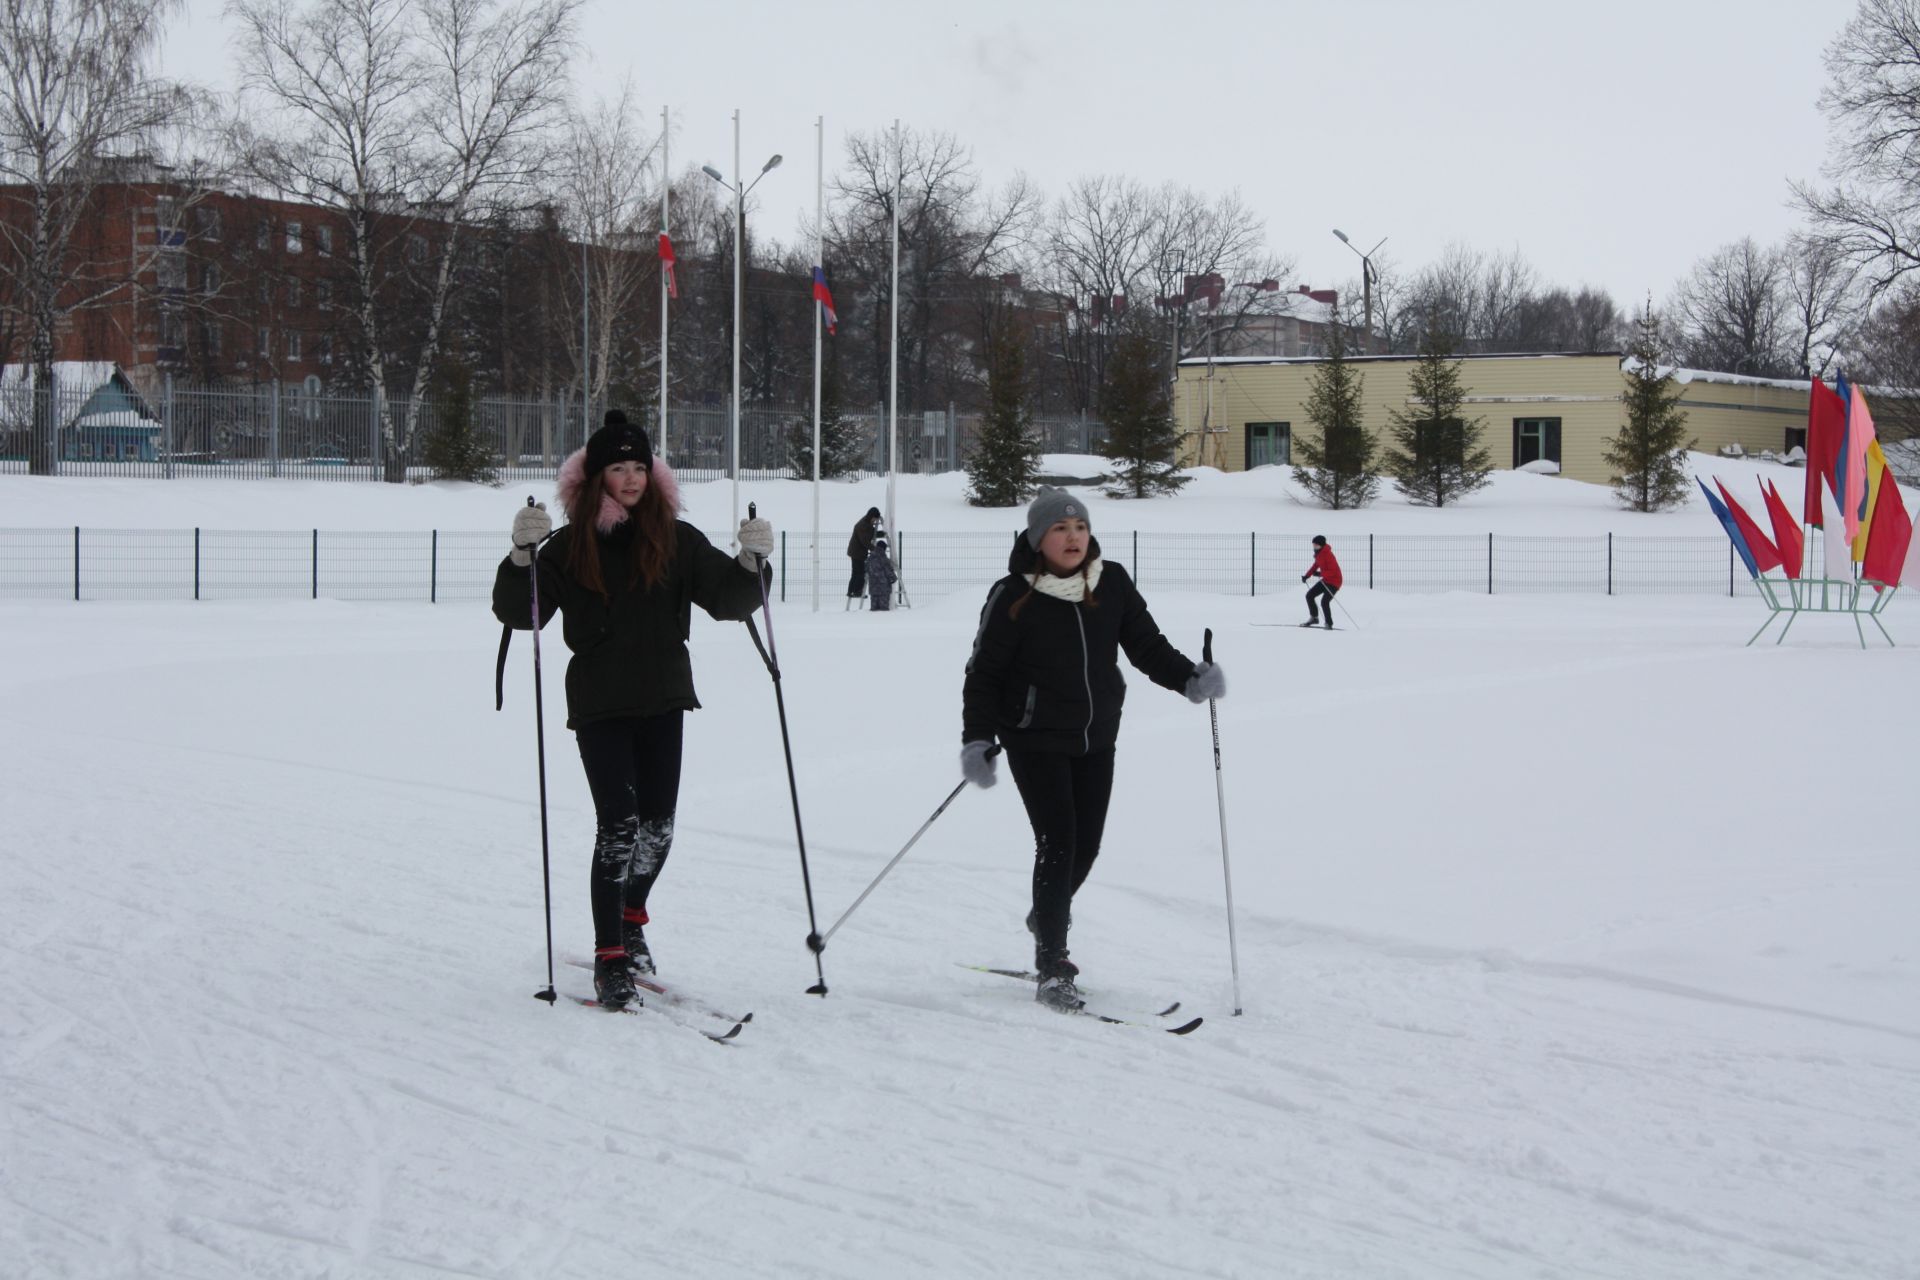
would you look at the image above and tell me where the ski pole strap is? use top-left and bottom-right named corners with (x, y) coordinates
top-left (495, 623), bottom-right (513, 710)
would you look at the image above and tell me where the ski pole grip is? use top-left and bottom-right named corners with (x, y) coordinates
top-left (527, 495), bottom-right (535, 507)
top-left (1203, 628), bottom-right (1214, 665)
top-left (748, 502), bottom-right (757, 520)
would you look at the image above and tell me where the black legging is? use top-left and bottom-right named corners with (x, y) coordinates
top-left (1006, 747), bottom-right (1116, 974)
top-left (574, 712), bottom-right (684, 952)
top-left (1306, 581), bottom-right (1338, 622)
top-left (847, 555), bottom-right (866, 597)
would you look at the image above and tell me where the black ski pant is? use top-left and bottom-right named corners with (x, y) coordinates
top-left (847, 556), bottom-right (866, 597)
top-left (1306, 581), bottom-right (1338, 622)
top-left (574, 712), bottom-right (684, 953)
top-left (1006, 746), bottom-right (1116, 976)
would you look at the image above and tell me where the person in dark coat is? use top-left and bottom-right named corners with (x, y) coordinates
top-left (866, 532), bottom-right (897, 611)
top-left (493, 410), bottom-right (773, 1010)
top-left (958, 488), bottom-right (1226, 1012)
top-left (1300, 534), bottom-right (1343, 628)
top-left (847, 507), bottom-right (883, 601)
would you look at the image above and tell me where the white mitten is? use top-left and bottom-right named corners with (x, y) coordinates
top-left (1184, 662), bottom-right (1227, 703)
top-left (510, 502), bottom-right (552, 567)
top-left (960, 740), bottom-right (998, 788)
top-left (736, 517), bottom-right (775, 571)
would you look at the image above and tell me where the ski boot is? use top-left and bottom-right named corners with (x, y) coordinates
top-left (593, 951), bottom-right (638, 1011)
top-left (1299, 618), bottom-right (1319, 628)
top-left (1035, 956), bottom-right (1084, 1012)
top-left (621, 913), bottom-right (655, 977)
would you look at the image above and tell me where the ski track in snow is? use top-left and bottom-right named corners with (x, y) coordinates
top-left (4, 518), bottom-right (1919, 1276)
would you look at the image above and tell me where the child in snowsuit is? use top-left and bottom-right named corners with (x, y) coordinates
top-left (958, 488), bottom-right (1227, 1013)
top-left (1301, 534), bottom-right (1343, 628)
top-left (866, 533), bottom-right (897, 611)
top-left (493, 410), bottom-right (774, 1011)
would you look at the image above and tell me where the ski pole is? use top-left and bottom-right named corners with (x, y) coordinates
top-left (522, 496), bottom-right (559, 1008)
top-left (741, 503), bottom-right (830, 997)
top-left (818, 747), bottom-right (1002, 946)
top-left (1204, 628), bottom-right (1243, 1016)
top-left (1331, 587), bottom-right (1360, 630)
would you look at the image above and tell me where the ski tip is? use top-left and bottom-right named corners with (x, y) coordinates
top-left (705, 1022), bottom-right (746, 1043)
top-left (1167, 1017), bottom-right (1204, 1035)
top-left (1156, 1002), bottom-right (1182, 1018)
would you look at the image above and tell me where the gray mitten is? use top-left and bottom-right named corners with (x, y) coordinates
top-left (736, 517), bottom-right (775, 571)
top-left (510, 502), bottom-right (552, 567)
top-left (1184, 661), bottom-right (1227, 703)
top-left (960, 740), bottom-right (998, 789)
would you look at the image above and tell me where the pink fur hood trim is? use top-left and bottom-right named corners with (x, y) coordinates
top-left (555, 448), bottom-right (682, 534)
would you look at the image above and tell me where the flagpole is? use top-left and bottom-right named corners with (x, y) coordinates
top-left (659, 105), bottom-right (670, 460)
top-left (582, 237), bottom-right (590, 442)
top-left (812, 114), bottom-right (824, 613)
top-left (731, 107), bottom-right (742, 543)
top-left (885, 118), bottom-right (900, 544)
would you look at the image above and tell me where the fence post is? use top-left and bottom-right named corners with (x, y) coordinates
top-left (1369, 533), bottom-right (1374, 589)
top-left (1488, 532), bottom-right (1494, 595)
top-left (1607, 532), bottom-right (1613, 596)
top-left (1250, 531), bottom-right (1256, 597)
top-left (313, 529), bottom-right (319, 600)
top-left (194, 528), bottom-right (201, 601)
top-left (1729, 542), bottom-right (1734, 598)
top-left (73, 526), bottom-right (79, 601)
top-left (431, 529), bottom-right (438, 604)
top-left (1133, 530), bottom-right (1139, 584)
top-left (780, 530), bottom-right (786, 603)
top-left (370, 384), bottom-right (383, 482)
top-left (164, 373), bottom-right (175, 480)
top-left (270, 379), bottom-right (281, 478)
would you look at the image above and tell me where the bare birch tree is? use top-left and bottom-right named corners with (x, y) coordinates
top-left (1666, 237), bottom-right (1790, 377)
top-left (233, 0), bottom-right (579, 480)
top-left (0, 0), bottom-right (198, 473)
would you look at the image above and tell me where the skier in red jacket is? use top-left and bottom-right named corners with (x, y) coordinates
top-left (1300, 535), bottom-right (1343, 628)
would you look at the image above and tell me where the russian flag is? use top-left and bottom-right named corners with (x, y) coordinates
top-left (658, 233), bottom-right (678, 299)
top-left (812, 266), bottom-right (837, 334)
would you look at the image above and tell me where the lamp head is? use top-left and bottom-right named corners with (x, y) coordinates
top-left (1332, 229), bottom-right (1351, 244)
top-left (701, 164), bottom-right (725, 184)
top-left (761, 154), bottom-right (783, 174)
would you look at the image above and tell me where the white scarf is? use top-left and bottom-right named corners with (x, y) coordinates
top-left (1026, 557), bottom-right (1103, 603)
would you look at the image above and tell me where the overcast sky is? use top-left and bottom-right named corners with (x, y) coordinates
top-left (164, 0), bottom-right (1861, 311)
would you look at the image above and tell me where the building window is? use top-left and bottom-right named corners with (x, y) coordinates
top-left (1245, 422), bottom-right (1290, 469)
top-left (257, 219), bottom-right (271, 250)
top-left (1513, 417), bottom-right (1562, 468)
top-left (316, 225), bottom-right (333, 256)
top-left (316, 281), bottom-right (333, 309)
top-left (156, 252), bottom-right (187, 291)
top-left (1785, 426), bottom-right (1807, 456)
top-left (155, 197), bottom-right (184, 248)
top-left (259, 327), bottom-right (271, 357)
top-left (319, 334), bottom-right (334, 365)
top-left (285, 331), bottom-right (302, 362)
top-left (204, 322), bottom-right (223, 357)
top-left (195, 205), bottom-right (222, 241)
top-left (201, 262), bottom-right (222, 295)
top-left (287, 278), bottom-right (302, 308)
top-left (159, 309), bottom-right (184, 348)
top-left (407, 233), bottom-right (428, 264)
top-left (286, 222), bottom-right (303, 253)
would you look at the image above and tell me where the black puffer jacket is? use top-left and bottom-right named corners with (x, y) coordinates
top-left (962, 533), bottom-right (1196, 755)
top-left (493, 520), bottom-right (765, 728)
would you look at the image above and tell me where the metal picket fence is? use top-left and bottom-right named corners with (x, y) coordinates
top-left (0, 377), bottom-right (1105, 483)
top-left (0, 526), bottom-right (1845, 604)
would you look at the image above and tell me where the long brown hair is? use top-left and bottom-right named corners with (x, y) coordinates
top-left (565, 467), bottom-right (679, 598)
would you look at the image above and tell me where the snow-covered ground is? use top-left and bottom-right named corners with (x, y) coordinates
top-left (3, 459), bottom-right (1917, 1279)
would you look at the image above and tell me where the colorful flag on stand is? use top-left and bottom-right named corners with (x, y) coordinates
top-left (1714, 478), bottom-right (1782, 574)
top-left (1761, 478), bottom-right (1804, 579)
top-left (1862, 472), bottom-right (1914, 590)
top-left (1853, 439), bottom-right (1892, 563)
top-left (1841, 380), bottom-right (1879, 547)
top-left (1804, 376), bottom-right (1847, 526)
top-left (1821, 478), bottom-right (1853, 582)
top-left (811, 266), bottom-right (837, 333)
top-left (1700, 478), bottom-right (1765, 578)
top-left (658, 233), bottom-right (678, 299)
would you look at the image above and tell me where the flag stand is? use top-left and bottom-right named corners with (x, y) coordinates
top-left (1747, 575), bottom-right (1897, 649)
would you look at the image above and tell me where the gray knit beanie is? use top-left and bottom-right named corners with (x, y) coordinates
top-left (1025, 487), bottom-right (1090, 549)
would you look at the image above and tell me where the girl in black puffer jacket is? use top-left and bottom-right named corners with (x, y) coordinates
top-left (959, 488), bottom-right (1226, 1011)
top-left (494, 411), bottom-right (773, 1011)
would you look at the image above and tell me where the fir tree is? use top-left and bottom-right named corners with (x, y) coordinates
top-left (421, 357), bottom-right (499, 485)
top-left (965, 321), bottom-right (1044, 506)
top-left (1381, 326), bottom-right (1492, 507)
top-left (1099, 330), bottom-right (1190, 498)
top-left (1292, 303), bottom-right (1380, 509)
top-left (1606, 303), bottom-right (1695, 512)
top-left (787, 341), bottom-right (867, 480)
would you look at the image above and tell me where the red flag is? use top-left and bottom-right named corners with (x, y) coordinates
top-left (1715, 478), bottom-right (1782, 574)
top-left (1760, 478), bottom-right (1804, 580)
top-left (658, 233), bottom-right (678, 299)
top-left (1804, 377), bottom-right (1846, 526)
top-left (1862, 476), bottom-right (1913, 590)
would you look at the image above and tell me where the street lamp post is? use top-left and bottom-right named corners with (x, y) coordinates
top-left (1332, 228), bottom-right (1386, 353)
top-left (703, 112), bottom-right (782, 540)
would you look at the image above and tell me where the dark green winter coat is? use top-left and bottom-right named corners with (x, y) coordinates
top-left (961, 533), bottom-right (1196, 755)
top-left (493, 520), bottom-right (765, 729)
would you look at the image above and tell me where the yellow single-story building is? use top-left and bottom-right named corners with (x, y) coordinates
top-left (1173, 352), bottom-right (1817, 486)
